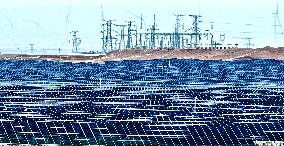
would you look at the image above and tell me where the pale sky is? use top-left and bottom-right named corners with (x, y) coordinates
top-left (0, 0), bottom-right (283, 53)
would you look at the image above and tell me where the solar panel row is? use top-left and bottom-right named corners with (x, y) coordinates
top-left (0, 59), bottom-right (284, 145)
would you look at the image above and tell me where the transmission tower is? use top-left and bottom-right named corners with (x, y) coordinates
top-left (101, 20), bottom-right (116, 52)
top-left (173, 14), bottom-right (185, 49)
top-left (126, 21), bottom-right (136, 49)
top-left (101, 23), bottom-right (106, 52)
top-left (240, 32), bottom-right (253, 48)
top-left (70, 31), bottom-right (81, 52)
top-left (29, 43), bottom-right (34, 51)
top-left (220, 34), bottom-right (225, 45)
top-left (104, 20), bottom-right (115, 51)
top-left (245, 38), bottom-right (254, 48)
top-left (189, 14), bottom-right (202, 48)
top-left (148, 14), bottom-right (159, 49)
top-left (115, 24), bottom-right (127, 49)
top-left (273, 0), bottom-right (284, 47)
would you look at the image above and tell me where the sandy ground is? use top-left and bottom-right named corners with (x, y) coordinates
top-left (1, 46), bottom-right (284, 63)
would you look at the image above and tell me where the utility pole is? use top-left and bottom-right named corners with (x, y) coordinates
top-left (189, 14), bottom-right (202, 49)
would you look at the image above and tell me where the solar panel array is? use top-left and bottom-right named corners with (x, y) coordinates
top-left (0, 59), bottom-right (284, 145)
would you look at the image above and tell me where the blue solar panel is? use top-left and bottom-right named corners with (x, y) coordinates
top-left (0, 59), bottom-right (284, 145)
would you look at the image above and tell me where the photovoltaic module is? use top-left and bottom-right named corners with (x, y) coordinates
top-left (0, 59), bottom-right (284, 145)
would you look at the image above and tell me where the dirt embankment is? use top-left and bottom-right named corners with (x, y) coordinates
top-left (0, 54), bottom-right (105, 63)
top-left (104, 46), bottom-right (284, 61)
top-left (1, 46), bottom-right (284, 63)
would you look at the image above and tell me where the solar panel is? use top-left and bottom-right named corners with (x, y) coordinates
top-left (0, 59), bottom-right (284, 145)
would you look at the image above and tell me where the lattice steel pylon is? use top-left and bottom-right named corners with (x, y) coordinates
top-left (126, 21), bottom-right (135, 49)
top-left (148, 14), bottom-right (159, 49)
top-left (273, 0), bottom-right (284, 47)
top-left (115, 24), bottom-right (127, 49)
top-left (29, 43), bottom-right (34, 51)
top-left (189, 14), bottom-right (202, 49)
top-left (173, 14), bottom-right (185, 49)
top-left (70, 31), bottom-right (81, 52)
top-left (105, 20), bottom-right (114, 51)
top-left (101, 20), bottom-right (116, 52)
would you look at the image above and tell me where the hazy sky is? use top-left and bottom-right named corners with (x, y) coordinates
top-left (0, 0), bottom-right (283, 52)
